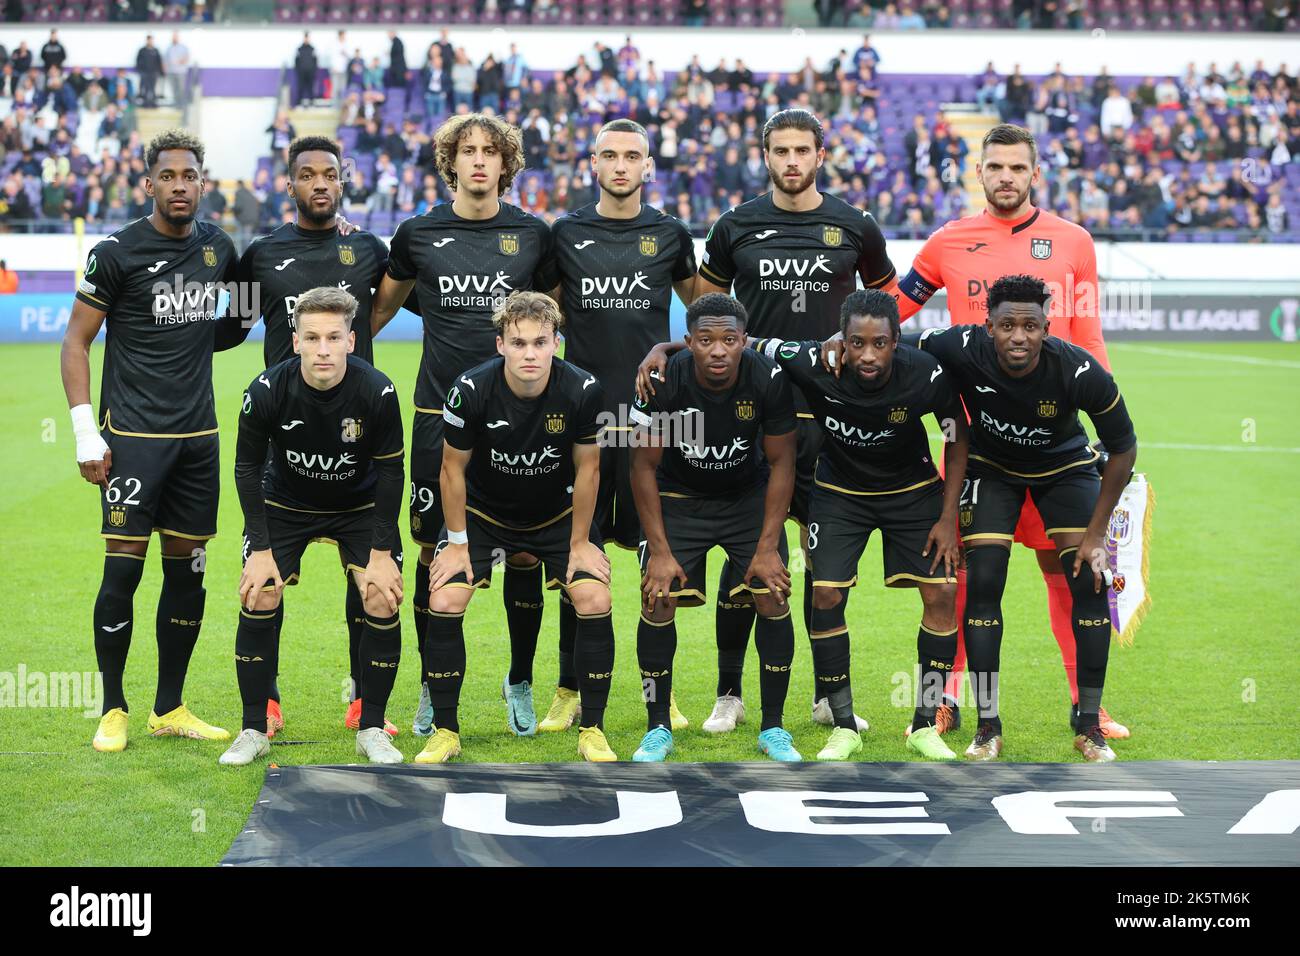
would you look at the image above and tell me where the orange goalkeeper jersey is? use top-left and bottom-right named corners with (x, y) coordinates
top-left (897, 206), bottom-right (1109, 370)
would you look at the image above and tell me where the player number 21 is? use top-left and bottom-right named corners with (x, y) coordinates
top-left (959, 478), bottom-right (981, 506)
top-left (105, 476), bottom-right (142, 505)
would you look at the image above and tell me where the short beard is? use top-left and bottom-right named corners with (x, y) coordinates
top-left (985, 183), bottom-right (1030, 213)
top-left (768, 165), bottom-right (817, 197)
top-left (457, 178), bottom-right (498, 199)
top-left (155, 203), bottom-right (196, 228)
top-left (296, 194), bottom-right (338, 226)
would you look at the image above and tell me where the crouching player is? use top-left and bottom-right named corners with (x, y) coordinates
top-left (756, 288), bottom-right (969, 760)
top-left (629, 293), bottom-right (801, 762)
top-left (220, 287), bottom-right (406, 766)
top-left (913, 275), bottom-right (1137, 761)
top-left (420, 291), bottom-right (616, 763)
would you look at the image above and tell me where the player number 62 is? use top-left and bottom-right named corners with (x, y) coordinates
top-left (104, 476), bottom-right (142, 505)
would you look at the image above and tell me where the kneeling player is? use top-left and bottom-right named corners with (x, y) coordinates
top-left (420, 291), bottom-right (616, 763)
top-left (220, 288), bottom-right (406, 766)
top-left (630, 293), bottom-right (800, 762)
top-left (754, 289), bottom-right (969, 760)
top-left (914, 275), bottom-right (1138, 761)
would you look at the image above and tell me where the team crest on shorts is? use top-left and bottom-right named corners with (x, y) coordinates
top-left (888, 406), bottom-right (908, 424)
top-left (1030, 238), bottom-right (1052, 260)
top-left (338, 245), bottom-right (356, 266)
top-left (498, 233), bottom-right (520, 256)
top-left (959, 506), bottom-right (973, 528)
top-left (735, 400), bottom-right (755, 421)
top-left (202, 245), bottom-right (217, 267)
top-left (1037, 400), bottom-right (1058, 418)
top-left (341, 417), bottom-right (363, 441)
top-left (411, 513), bottom-right (422, 534)
top-left (639, 234), bottom-right (658, 256)
top-left (822, 226), bottom-right (842, 246)
top-left (545, 412), bottom-right (566, 434)
top-left (108, 506), bottom-right (127, 528)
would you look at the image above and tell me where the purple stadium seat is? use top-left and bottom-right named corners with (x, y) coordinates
top-left (454, 3), bottom-right (476, 22)
top-left (581, 8), bottom-right (602, 23)
top-left (353, 5), bottom-right (375, 20)
top-left (506, 8), bottom-right (526, 22)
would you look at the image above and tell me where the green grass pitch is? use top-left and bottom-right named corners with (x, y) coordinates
top-left (1, 339), bottom-right (1297, 865)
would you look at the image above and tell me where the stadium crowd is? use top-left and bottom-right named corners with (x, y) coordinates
top-left (0, 26), bottom-right (1296, 241)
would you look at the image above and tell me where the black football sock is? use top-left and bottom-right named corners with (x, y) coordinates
top-left (637, 613), bottom-right (676, 731)
top-left (267, 601), bottom-right (284, 703)
top-left (558, 595), bottom-right (577, 691)
top-left (914, 623), bottom-right (957, 729)
top-left (425, 610), bottom-right (466, 733)
top-left (575, 609), bottom-right (615, 730)
top-left (965, 546), bottom-right (1010, 730)
top-left (715, 565), bottom-right (753, 698)
top-left (153, 552), bottom-right (206, 716)
top-left (810, 633), bottom-right (855, 730)
top-left (413, 557), bottom-right (431, 662)
top-left (235, 608), bottom-right (277, 733)
top-left (93, 552), bottom-right (145, 714)
top-left (358, 612), bottom-right (401, 730)
top-left (504, 560), bottom-right (544, 686)
top-left (1060, 549), bottom-right (1112, 732)
top-left (754, 609), bottom-right (795, 731)
top-left (345, 575), bottom-right (364, 698)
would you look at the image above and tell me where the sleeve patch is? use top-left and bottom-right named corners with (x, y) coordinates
top-left (443, 410), bottom-right (466, 429)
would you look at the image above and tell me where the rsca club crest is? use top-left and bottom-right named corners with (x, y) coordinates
top-left (341, 417), bottom-right (363, 441)
top-left (735, 400), bottom-right (755, 422)
top-left (108, 505), bottom-right (127, 528)
top-left (498, 233), bottom-right (519, 256)
top-left (1037, 400), bottom-right (1058, 419)
top-left (639, 234), bottom-right (658, 257)
top-left (545, 412), bottom-right (566, 435)
top-left (338, 245), bottom-right (356, 266)
top-left (202, 245), bottom-right (217, 267)
top-left (888, 406), bottom-right (908, 424)
top-left (1030, 238), bottom-right (1052, 260)
top-left (959, 506), bottom-right (973, 528)
top-left (822, 225), bottom-right (842, 247)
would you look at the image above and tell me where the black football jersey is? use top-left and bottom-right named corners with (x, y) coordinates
top-left (757, 338), bottom-right (963, 493)
top-left (75, 217), bottom-right (238, 436)
top-left (236, 223), bottom-right (388, 367)
top-left (698, 191), bottom-right (896, 343)
top-left (915, 327), bottom-right (1136, 477)
top-left (386, 202), bottom-right (554, 412)
top-left (540, 203), bottom-right (696, 413)
top-left (442, 356), bottom-right (604, 528)
top-left (237, 354), bottom-right (404, 514)
top-left (630, 348), bottom-right (797, 497)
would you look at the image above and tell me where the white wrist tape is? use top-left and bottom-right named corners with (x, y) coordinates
top-left (446, 528), bottom-right (468, 545)
top-left (71, 404), bottom-right (109, 464)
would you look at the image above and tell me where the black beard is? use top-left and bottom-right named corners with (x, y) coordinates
top-left (768, 166), bottom-right (817, 196)
top-left (155, 204), bottom-right (196, 228)
top-left (296, 195), bottom-right (337, 225)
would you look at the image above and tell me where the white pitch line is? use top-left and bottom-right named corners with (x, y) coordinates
top-left (1143, 442), bottom-right (1300, 454)
top-left (1112, 343), bottom-right (1300, 370)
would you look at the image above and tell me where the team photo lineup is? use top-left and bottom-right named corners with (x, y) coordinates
top-left (61, 106), bottom-right (1144, 770)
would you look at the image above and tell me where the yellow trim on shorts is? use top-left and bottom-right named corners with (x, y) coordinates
top-left (961, 532), bottom-right (1015, 542)
top-left (155, 527), bottom-right (216, 541)
top-left (99, 533), bottom-right (156, 542)
top-left (411, 536), bottom-right (441, 549)
top-left (1058, 546), bottom-right (1079, 558)
top-left (414, 406), bottom-right (443, 415)
top-left (658, 491), bottom-right (694, 499)
top-left (920, 623), bottom-right (958, 637)
top-left (267, 500), bottom-right (374, 514)
top-left (796, 412), bottom-right (815, 420)
top-left (885, 572), bottom-right (957, 586)
top-left (605, 425), bottom-right (632, 432)
top-left (160, 552), bottom-right (194, 560)
top-left (105, 550), bottom-right (147, 560)
top-left (467, 505), bottom-right (572, 531)
top-left (372, 448), bottom-right (405, 460)
top-left (810, 626), bottom-right (849, 639)
top-left (968, 451), bottom-right (1100, 479)
top-left (812, 576), bottom-right (858, 588)
top-left (814, 475), bottom-right (939, 497)
top-left (504, 557), bottom-right (542, 571)
top-left (344, 563), bottom-right (366, 575)
top-left (1045, 526), bottom-right (1088, 536)
top-left (649, 586), bottom-right (706, 604)
top-left (441, 580), bottom-right (490, 591)
top-left (546, 576), bottom-right (610, 596)
top-left (101, 408), bottom-right (219, 439)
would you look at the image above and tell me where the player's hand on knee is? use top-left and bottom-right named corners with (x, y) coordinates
top-left (79, 445), bottom-right (111, 487)
top-left (635, 345), bottom-right (670, 402)
top-left (239, 549), bottom-right (283, 611)
top-left (567, 540), bottom-right (610, 586)
top-left (745, 547), bottom-right (790, 604)
top-left (430, 542), bottom-right (472, 592)
top-left (1073, 530), bottom-right (1108, 593)
top-left (819, 333), bottom-right (845, 378)
top-left (642, 552), bottom-right (686, 609)
top-left (363, 548), bottom-right (404, 614)
top-left (924, 517), bottom-right (960, 577)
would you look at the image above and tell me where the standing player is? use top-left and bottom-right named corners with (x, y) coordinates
top-left (370, 114), bottom-right (556, 741)
top-left (895, 124), bottom-right (1129, 740)
top-left (641, 108), bottom-right (896, 733)
top-left (753, 289), bottom-right (969, 760)
top-left (61, 130), bottom-right (236, 752)
top-left (220, 287), bottom-right (406, 766)
top-left (220, 135), bottom-right (396, 740)
top-left (540, 117), bottom-right (697, 734)
top-left (629, 294), bottom-right (800, 762)
top-left (913, 275), bottom-right (1138, 761)
top-left (418, 292), bottom-right (616, 764)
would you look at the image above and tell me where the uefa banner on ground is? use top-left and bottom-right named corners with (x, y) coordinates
top-left (2, 289), bottom-right (1297, 344)
top-left (223, 762), bottom-right (1300, 867)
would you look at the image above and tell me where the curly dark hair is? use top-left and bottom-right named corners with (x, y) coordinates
top-left (986, 273), bottom-right (1052, 316)
top-left (840, 288), bottom-right (899, 338)
top-left (434, 113), bottom-right (525, 196)
top-left (686, 292), bottom-right (748, 330)
top-left (288, 136), bottom-right (341, 172)
top-left (145, 128), bottom-right (204, 171)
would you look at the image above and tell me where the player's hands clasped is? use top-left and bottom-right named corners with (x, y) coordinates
top-left (1073, 530), bottom-right (1110, 593)
top-left (924, 516), bottom-right (961, 578)
top-left (239, 549), bottom-right (284, 611)
top-left (744, 547), bottom-right (791, 604)
top-left (641, 551), bottom-right (687, 609)
top-left (567, 540), bottom-right (611, 587)
top-left (635, 344), bottom-right (672, 402)
top-left (429, 541), bottom-right (474, 592)
top-left (362, 549), bottom-right (404, 615)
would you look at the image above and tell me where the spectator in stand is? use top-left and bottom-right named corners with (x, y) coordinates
top-left (165, 32), bottom-right (190, 107)
top-left (1100, 85), bottom-right (1134, 138)
top-left (478, 53), bottom-right (504, 113)
top-left (40, 30), bottom-right (65, 73)
top-left (136, 35), bottom-right (162, 109)
top-left (385, 30), bottom-right (406, 89)
top-left (451, 48), bottom-right (476, 110)
top-left (293, 32), bottom-right (317, 107)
